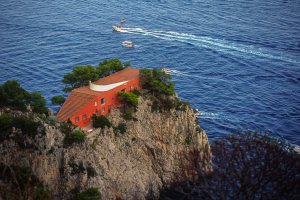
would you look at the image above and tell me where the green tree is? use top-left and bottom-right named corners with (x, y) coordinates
top-left (0, 113), bottom-right (13, 139)
top-left (51, 95), bottom-right (65, 106)
top-left (62, 59), bottom-right (126, 92)
top-left (117, 91), bottom-right (138, 107)
top-left (76, 188), bottom-right (101, 200)
top-left (0, 80), bottom-right (30, 110)
top-left (29, 92), bottom-right (48, 115)
top-left (140, 68), bottom-right (175, 96)
top-left (0, 80), bottom-right (48, 115)
top-left (62, 65), bottom-right (98, 92)
top-left (123, 61), bottom-right (131, 68)
top-left (64, 130), bottom-right (86, 146)
top-left (97, 58), bottom-right (124, 77)
top-left (91, 115), bottom-right (112, 129)
top-left (114, 123), bottom-right (127, 135)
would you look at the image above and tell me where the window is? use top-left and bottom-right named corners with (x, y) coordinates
top-left (94, 101), bottom-right (97, 106)
top-left (75, 117), bottom-right (79, 122)
top-left (101, 107), bottom-right (105, 113)
top-left (82, 114), bottom-right (87, 121)
top-left (101, 98), bottom-right (105, 104)
top-left (121, 89), bottom-right (126, 92)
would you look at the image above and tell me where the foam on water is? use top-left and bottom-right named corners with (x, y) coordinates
top-left (120, 28), bottom-right (300, 64)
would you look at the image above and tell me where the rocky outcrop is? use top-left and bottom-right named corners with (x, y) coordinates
top-left (0, 95), bottom-right (211, 200)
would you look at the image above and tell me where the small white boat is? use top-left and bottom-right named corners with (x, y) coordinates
top-left (122, 41), bottom-right (134, 47)
top-left (161, 67), bottom-right (173, 74)
top-left (120, 18), bottom-right (126, 23)
top-left (112, 25), bottom-right (123, 32)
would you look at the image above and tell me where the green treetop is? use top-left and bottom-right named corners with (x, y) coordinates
top-left (117, 91), bottom-right (138, 107)
top-left (62, 59), bottom-right (129, 92)
top-left (0, 80), bottom-right (48, 115)
top-left (51, 95), bottom-right (65, 106)
top-left (62, 65), bottom-right (98, 92)
top-left (140, 68), bottom-right (175, 96)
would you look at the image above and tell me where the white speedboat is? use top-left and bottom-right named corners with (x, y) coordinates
top-left (161, 67), bottom-right (172, 74)
top-left (120, 18), bottom-right (126, 23)
top-left (112, 25), bottom-right (123, 32)
top-left (122, 41), bottom-right (134, 47)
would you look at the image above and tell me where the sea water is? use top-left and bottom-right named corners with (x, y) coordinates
top-left (0, 0), bottom-right (299, 144)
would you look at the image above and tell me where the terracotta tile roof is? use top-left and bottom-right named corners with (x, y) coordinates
top-left (57, 90), bottom-right (97, 122)
top-left (94, 67), bottom-right (140, 85)
top-left (57, 67), bottom-right (140, 122)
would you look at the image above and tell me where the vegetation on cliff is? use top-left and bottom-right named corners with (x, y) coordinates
top-left (160, 131), bottom-right (300, 200)
top-left (139, 68), bottom-right (190, 112)
top-left (117, 91), bottom-right (139, 120)
top-left (51, 95), bottom-right (65, 106)
top-left (75, 188), bottom-right (101, 200)
top-left (0, 80), bottom-right (48, 115)
top-left (1, 61), bottom-right (298, 200)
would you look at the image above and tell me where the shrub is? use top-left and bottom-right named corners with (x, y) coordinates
top-left (140, 68), bottom-right (175, 96)
top-left (176, 100), bottom-right (190, 111)
top-left (0, 113), bottom-right (13, 139)
top-left (51, 95), bottom-right (65, 105)
top-left (184, 137), bottom-right (192, 145)
top-left (92, 115), bottom-right (112, 129)
top-left (68, 158), bottom-right (86, 175)
top-left (71, 130), bottom-right (86, 142)
top-left (62, 59), bottom-right (126, 92)
top-left (0, 80), bottom-right (48, 115)
top-left (0, 80), bottom-right (30, 110)
top-left (123, 107), bottom-right (135, 121)
top-left (117, 91), bottom-right (138, 107)
top-left (64, 130), bottom-right (86, 146)
top-left (35, 187), bottom-right (50, 200)
top-left (76, 188), bottom-right (101, 200)
top-left (161, 98), bottom-right (175, 110)
top-left (114, 123), bottom-right (127, 135)
top-left (12, 115), bottom-right (44, 137)
top-left (29, 92), bottom-right (48, 115)
top-left (60, 122), bottom-right (73, 135)
top-left (151, 100), bottom-right (159, 112)
top-left (87, 165), bottom-right (97, 178)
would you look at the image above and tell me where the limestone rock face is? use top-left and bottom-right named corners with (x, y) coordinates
top-left (0, 96), bottom-right (212, 200)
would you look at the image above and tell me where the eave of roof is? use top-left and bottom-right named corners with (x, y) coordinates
top-left (57, 90), bottom-right (97, 122)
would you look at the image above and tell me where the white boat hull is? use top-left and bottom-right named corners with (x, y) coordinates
top-left (112, 26), bottom-right (123, 32)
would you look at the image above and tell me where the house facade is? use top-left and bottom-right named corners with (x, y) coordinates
top-left (57, 68), bottom-right (140, 127)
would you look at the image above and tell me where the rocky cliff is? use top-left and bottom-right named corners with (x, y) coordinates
top-left (0, 94), bottom-right (211, 200)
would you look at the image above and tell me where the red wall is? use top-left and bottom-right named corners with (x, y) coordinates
top-left (70, 78), bottom-right (140, 127)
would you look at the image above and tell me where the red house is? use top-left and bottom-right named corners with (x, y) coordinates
top-left (57, 68), bottom-right (140, 127)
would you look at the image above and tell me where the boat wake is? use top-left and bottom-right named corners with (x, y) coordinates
top-left (170, 69), bottom-right (191, 77)
top-left (119, 28), bottom-right (299, 64)
top-left (199, 111), bottom-right (221, 119)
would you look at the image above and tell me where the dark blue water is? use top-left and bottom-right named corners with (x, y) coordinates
top-left (1, 0), bottom-right (300, 145)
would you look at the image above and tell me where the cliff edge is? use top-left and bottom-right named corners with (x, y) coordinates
top-left (0, 93), bottom-right (211, 199)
